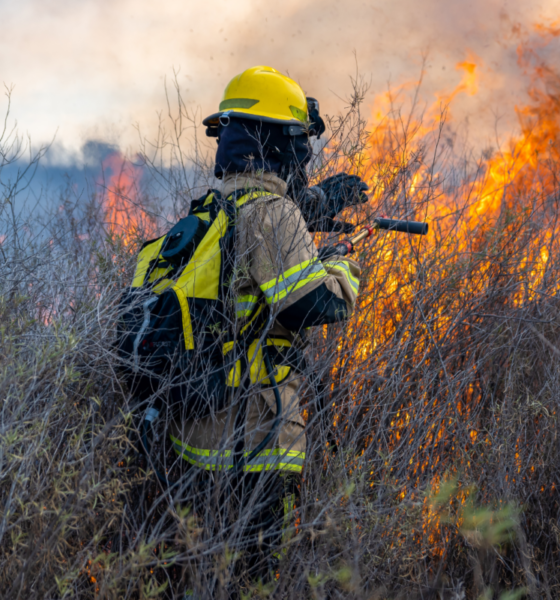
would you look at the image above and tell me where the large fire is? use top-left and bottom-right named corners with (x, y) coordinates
top-left (328, 21), bottom-right (560, 556)
top-left (101, 21), bottom-right (559, 564)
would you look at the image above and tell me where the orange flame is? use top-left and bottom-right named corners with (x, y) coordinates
top-left (437, 51), bottom-right (481, 107)
top-left (328, 21), bottom-right (560, 556)
top-left (101, 151), bottom-right (154, 243)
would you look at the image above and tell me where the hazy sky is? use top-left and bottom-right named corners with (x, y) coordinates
top-left (1, 0), bottom-right (559, 164)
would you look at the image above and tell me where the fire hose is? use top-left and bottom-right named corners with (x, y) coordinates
top-left (318, 217), bottom-right (428, 260)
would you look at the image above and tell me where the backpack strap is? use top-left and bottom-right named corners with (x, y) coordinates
top-left (213, 187), bottom-right (264, 221)
top-left (188, 189), bottom-right (219, 215)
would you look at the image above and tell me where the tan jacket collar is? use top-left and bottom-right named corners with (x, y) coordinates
top-left (221, 172), bottom-right (287, 198)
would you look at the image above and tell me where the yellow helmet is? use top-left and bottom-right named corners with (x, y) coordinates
top-left (203, 66), bottom-right (308, 129)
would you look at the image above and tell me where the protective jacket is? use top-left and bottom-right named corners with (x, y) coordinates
top-left (170, 172), bottom-right (360, 474)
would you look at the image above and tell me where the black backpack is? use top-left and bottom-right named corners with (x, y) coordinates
top-left (116, 188), bottom-right (266, 418)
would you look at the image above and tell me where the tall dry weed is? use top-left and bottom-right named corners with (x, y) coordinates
top-left (1, 77), bottom-right (559, 599)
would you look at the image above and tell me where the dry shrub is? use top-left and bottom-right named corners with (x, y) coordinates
top-left (1, 73), bottom-right (560, 599)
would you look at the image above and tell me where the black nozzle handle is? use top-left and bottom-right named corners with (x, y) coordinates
top-left (374, 217), bottom-right (428, 235)
top-left (318, 240), bottom-right (353, 260)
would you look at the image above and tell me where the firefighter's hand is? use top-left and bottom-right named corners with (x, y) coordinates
top-left (299, 173), bottom-right (368, 232)
top-left (312, 173), bottom-right (369, 216)
top-left (301, 173), bottom-right (369, 231)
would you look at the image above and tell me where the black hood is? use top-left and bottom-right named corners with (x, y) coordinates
top-left (214, 117), bottom-right (312, 200)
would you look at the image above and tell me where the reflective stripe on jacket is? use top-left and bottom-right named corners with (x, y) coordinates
top-left (170, 172), bottom-right (361, 474)
top-left (170, 434), bottom-right (305, 472)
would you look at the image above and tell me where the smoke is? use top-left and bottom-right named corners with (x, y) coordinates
top-left (1, 0), bottom-right (559, 160)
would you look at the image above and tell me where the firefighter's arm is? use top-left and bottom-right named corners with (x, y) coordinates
top-left (248, 196), bottom-right (361, 331)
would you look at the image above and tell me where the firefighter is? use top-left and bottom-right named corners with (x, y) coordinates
top-left (169, 66), bottom-right (365, 594)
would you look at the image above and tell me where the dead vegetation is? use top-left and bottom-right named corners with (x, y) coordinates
top-left (2, 72), bottom-right (560, 599)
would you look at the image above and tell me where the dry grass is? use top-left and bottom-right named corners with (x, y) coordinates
top-left (2, 77), bottom-right (560, 599)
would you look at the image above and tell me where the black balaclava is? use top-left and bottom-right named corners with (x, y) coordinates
top-left (214, 117), bottom-right (312, 202)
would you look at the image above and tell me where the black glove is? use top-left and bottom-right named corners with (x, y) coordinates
top-left (299, 173), bottom-right (369, 232)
